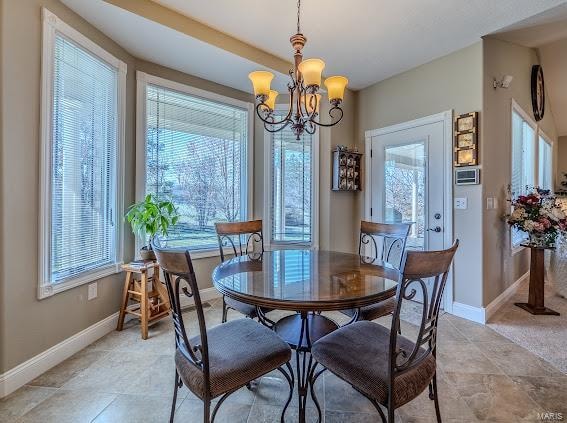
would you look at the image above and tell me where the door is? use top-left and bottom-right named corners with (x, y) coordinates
top-left (368, 118), bottom-right (450, 304)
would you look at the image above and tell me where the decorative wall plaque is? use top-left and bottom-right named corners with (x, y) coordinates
top-left (454, 112), bottom-right (478, 167)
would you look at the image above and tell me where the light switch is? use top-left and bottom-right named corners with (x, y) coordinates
top-left (454, 197), bottom-right (467, 209)
top-left (88, 282), bottom-right (97, 301)
top-left (486, 197), bottom-right (494, 209)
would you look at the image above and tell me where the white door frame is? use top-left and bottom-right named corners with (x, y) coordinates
top-left (363, 110), bottom-right (454, 312)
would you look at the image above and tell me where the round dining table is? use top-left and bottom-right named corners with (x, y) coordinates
top-left (212, 249), bottom-right (399, 423)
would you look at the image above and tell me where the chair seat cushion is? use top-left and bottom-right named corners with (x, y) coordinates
top-left (175, 318), bottom-right (291, 399)
top-left (311, 321), bottom-right (435, 408)
top-left (224, 296), bottom-right (272, 318)
top-left (340, 297), bottom-right (396, 321)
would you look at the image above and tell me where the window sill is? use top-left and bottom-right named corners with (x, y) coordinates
top-left (38, 262), bottom-right (123, 299)
top-left (511, 244), bottom-right (526, 256)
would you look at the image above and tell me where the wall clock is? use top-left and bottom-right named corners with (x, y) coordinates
top-left (531, 65), bottom-right (545, 121)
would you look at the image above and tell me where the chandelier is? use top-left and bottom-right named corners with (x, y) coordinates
top-left (248, 0), bottom-right (348, 140)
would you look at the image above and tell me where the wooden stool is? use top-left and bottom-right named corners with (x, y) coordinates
top-left (117, 260), bottom-right (170, 339)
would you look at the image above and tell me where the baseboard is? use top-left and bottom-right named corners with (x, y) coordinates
top-left (450, 271), bottom-right (529, 325)
top-left (0, 287), bottom-right (221, 399)
top-left (0, 310), bottom-right (120, 398)
top-left (485, 271), bottom-right (529, 322)
top-left (451, 301), bottom-right (486, 324)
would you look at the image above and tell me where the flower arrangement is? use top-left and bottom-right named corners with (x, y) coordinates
top-left (507, 188), bottom-right (567, 247)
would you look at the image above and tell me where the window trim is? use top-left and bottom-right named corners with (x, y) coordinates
top-left (263, 106), bottom-right (320, 250)
top-left (135, 72), bottom-right (254, 258)
top-left (537, 129), bottom-right (554, 192)
top-left (38, 8), bottom-right (126, 299)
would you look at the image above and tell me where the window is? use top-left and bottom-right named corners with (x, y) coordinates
top-left (264, 113), bottom-right (319, 247)
top-left (137, 73), bottom-right (252, 252)
top-left (39, 9), bottom-right (126, 298)
top-left (538, 133), bottom-right (553, 192)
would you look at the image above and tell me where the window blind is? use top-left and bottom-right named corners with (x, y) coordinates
top-left (270, 121), bottom-right (312, 243)
top-left (145, 84), bottom-right (248, 250)
top-left (538, 136), bottom-right (552, 191)
top-left (511, 110), bottom-right (535, 247)
top-left (50, 34), bottom-right (118, 283)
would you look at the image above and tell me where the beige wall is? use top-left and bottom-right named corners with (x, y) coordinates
top-left (482, 37), bottom-right (558, 305)
top-left (0, 0), bottom-right (137, 373)
top-left (356, 42), bottom-right (484, 307)
top-left (0, 0), bottom-right (357, 373)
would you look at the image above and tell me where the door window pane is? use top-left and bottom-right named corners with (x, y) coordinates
top-left (384, 142), bottom-right (425, 250)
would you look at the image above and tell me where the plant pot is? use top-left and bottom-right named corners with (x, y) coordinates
top-left (140, 246), bottom-right (156, 261)
top-left (528, 232), bottom-right (557, 248)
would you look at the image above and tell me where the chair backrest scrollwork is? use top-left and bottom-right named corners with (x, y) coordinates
top-left (215, 220), bottom-right (264, 262)
top-left (359, 221), bottom-right (412, 268)
top-left (152, 242), bottom-right (211, 395)
top-left (388, 240), bottom-right (459, 381)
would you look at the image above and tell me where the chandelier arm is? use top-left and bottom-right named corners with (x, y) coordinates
top-left (264, 120), bottom-right (292, 133)
top-left (304, 121), bottom-right (317, 135)
top-left (310, 105), bottom-right (344, 128)
top-left (255, 101), bottom-right (293, 127)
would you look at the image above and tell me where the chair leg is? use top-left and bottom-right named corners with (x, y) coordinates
top-left (204, 399), bottom-right (211, 423)
top-left (170, 371), bottom-right (180, 423)
top-left (387, 398), bottom-right (395, 423)
top-left (429, 373), bottom-right (442, 423)
top-left (221, 297), bottom-right (228, 323)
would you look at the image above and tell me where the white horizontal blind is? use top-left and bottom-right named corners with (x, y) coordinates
top-left (50, 34), bottom-right (118, 283)
top-left (145, 84), bottom-right (248, 249)
top-left (270, 121), bottom-right (312, 243)
top-left (538, 135), bottom-right (552, 191)
top-left (511, 109), bottom-right (535, 247)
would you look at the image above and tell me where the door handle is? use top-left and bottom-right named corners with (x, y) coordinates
top-left (427, 226), bottom-right (442, 233)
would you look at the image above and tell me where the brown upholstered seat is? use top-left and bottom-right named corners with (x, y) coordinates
top-left (312, 321), bottom-right (435, 408)
top-left (176, 318), bottom-right (291, 399)
top-left (311, 241), bottom-right (459, 423)
top-left (152, 244), bottom-right (294, 423)
top-left (340, 297), bottom-right (396, 322)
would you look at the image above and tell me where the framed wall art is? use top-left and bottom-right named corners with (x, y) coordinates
top-left (454, 112), bottom-right (478, 167)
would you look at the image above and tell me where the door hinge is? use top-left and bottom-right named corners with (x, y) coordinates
top-left (370, 207), bottom-right (373, 216)
top-left (370, 149), bottom-right (373, 158)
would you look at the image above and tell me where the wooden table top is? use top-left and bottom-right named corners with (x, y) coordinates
top-left (212, 249), bottom-right (399, 312)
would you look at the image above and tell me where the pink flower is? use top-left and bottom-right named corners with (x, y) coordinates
top-left (532, 222), bottom-right (545, 232)
top-left (539, 218), bottom-right (551, 229)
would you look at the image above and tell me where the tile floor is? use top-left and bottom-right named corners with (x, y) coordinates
top-left (1, 298), bottom-right (566, 422)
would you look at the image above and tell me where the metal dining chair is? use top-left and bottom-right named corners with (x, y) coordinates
top-left (215, 220), bottom-right (272, 323)
top-left (341, 221), bottom-right (412, 322)
top-left (310, 241), bottom-right (459, 423)
top-left (152, 243), bottom-right (294, 423)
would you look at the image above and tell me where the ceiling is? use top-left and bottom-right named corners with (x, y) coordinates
top-left (62, 0), bottom-right (567, 92)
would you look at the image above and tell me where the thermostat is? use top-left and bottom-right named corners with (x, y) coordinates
top-left (455, 168), bottom-right (480, 185)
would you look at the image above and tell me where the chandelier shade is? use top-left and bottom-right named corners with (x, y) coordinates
top-left (249, 0), bottom-right (347, 139)
top-left (248, 71), bottom-right (274, 97)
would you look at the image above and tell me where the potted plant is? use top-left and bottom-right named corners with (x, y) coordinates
top-left (125, 194), bottom-right (179, 260)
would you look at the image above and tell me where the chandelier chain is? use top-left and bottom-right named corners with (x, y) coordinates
top-left (297, 0), bottom-right (301, 33)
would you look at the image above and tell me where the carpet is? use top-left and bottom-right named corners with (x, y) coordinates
top-left (487, 279), bottom-right (567, 374)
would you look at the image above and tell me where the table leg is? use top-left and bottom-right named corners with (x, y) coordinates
top-left (295, 312), bottom-right (322, 423)
top-left (515, 247), bottom-right (560, 316)
top-left (117, 271), bottom-right (131, 331)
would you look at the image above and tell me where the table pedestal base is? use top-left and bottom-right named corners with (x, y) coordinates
top-left (274, 312), bottom-right (338, 423)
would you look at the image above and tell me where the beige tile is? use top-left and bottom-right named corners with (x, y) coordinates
top-left (397, 377), bottom-right (476, 421)
top-left (0, 386), bottom-right (57, 421)
top-left (326, 410), bottom-right (396, 422)
top-left (509, 375), bottom-right (567, 414)
top-left (18, 389), bottom-right (116, 423)
top-left (60, 350), bottom-right (162, 393)
top-left (28, 349), bottom-right (109, 388)
top-left (478, 341), bottom-right (559, 377)
top-left (324, 372), bottom-right (380, 414)
top-left (254, 372), bottom-right (319, 410)
top-left (445, 372), bottom-right (542, 421)
top-left (437, 341), bottom-right (503, 375)
top-left (92, 393), bottom-right (178, 422)
top-left (174, 398), bottom-right (251, 423)
top-left (247, 403), bottom-right (320, 423)
top-left (445, 315), bottom-right (511, 343)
